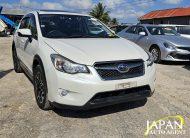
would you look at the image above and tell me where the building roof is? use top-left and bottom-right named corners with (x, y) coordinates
top-left (140, 7), bottom-right (190, 20)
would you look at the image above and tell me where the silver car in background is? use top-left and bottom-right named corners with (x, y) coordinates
top-left (118, 24), bottom-right (190, 63)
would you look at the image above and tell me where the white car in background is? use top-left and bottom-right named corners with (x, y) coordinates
top-left (12, 10), bottom-right (155, 110)
top-left (160, 24), bottom-right (190, 39)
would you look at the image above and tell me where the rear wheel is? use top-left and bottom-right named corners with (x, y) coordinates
top-left (150, 46), bottom-right (161, 63)
top-left (33, 64), bottom-right (52, 110)
top-left (12, 46), bottom-right (23, 73)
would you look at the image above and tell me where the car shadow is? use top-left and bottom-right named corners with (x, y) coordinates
top-left (183, 65), bottom-right (190, 71)
top-left (0, 69), bottom-right (14, 79)
top-left (159, 61), bottom-right (190, 71)
top-left (160, 61), bottom-right (190, 66)
top-left (53, 99), bottom-right (147, 118)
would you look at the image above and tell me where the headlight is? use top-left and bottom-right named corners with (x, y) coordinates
top-left (163, 42), bottom-right (176, 50)
top-left (50, 54), bottom-right (89, 74)
top-left (146, 52), bottom-right (154, 66)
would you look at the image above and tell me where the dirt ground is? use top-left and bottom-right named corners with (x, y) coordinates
top-left (0, 37), bottom-right (190, 138)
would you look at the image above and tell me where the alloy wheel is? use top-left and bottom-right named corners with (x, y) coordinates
top-left (34, 71), bottom-right (46, 104)
top-left (151, 48), bottom-right (159, 62)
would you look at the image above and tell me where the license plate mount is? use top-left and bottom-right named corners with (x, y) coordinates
top-left (116, 82), bottom-right (137, 90)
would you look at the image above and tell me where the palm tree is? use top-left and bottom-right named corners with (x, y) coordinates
top-left (111, 18), bottom-right (119, 25)
top-left (89, 3), bottom-right (111, 24)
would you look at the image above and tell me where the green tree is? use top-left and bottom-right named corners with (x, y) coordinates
top-left (111, 18), bottom-right (119, 25)
top-left (89, 3), bottom-right (111, 24)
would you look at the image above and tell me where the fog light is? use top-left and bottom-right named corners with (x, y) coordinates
top-left (58, 88), bottom-right (69, 96)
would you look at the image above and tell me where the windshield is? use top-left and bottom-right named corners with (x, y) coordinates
top-left (39, 14), bottom-right (118, 38)
top-left (147, 26), bottom-right (179, 36)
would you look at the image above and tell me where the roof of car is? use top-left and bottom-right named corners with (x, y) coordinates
top-left (159, 24), bottom-right (190, 27)
top-left (131, 24), bottom-right (166, 27)
top-left (36, 10), bottom-right (90, 17)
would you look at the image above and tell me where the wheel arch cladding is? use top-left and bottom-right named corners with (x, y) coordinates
top-left (12, 41), bottom-right (15, 50)
top-left (33, 55), bottom-right (43, 70)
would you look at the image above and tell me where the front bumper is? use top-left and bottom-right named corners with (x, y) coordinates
top-left (161, 48), bottom-right (190, 61)
top-left (52, 85), bottom-right (152, 109)
top-left (46, 63), bottom-right (156, 107)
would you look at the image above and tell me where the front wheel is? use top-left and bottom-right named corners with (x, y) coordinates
top-left (150, 47), bottom-right (161, 63)
top-left (33, 64), bottom-right (52, 110)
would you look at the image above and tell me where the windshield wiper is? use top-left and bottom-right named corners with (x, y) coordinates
top-left (46, 34), bottom-right (119, 38)
top-left (66, 34), bottom-right (101, 38)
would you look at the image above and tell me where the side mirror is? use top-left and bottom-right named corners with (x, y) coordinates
top-left (139, 31), bottom-right (146, 36)
top-left (18, 29), bottom-right (32, 37)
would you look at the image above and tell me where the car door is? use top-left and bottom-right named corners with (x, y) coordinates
top-left (15, 17), bottom-right (30, 65)
top-left (134, 26), bottom-right (150, 51)
top-left (23, 14), bottom-right (39, 72)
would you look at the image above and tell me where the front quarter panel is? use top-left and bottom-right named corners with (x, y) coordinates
top-left (149, 36), bottom-right (174, 60)
top-left (35, 39), bottom-right (60, 101)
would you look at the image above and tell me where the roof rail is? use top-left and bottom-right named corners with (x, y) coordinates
top-left (39, 10), bottom-right (71, 13)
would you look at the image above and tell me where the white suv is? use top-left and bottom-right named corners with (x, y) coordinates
top-left (12, 10), bottom-right (156, 110)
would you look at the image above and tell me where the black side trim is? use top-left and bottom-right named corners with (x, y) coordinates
top-left (19, 60), bottom-right (34, 82)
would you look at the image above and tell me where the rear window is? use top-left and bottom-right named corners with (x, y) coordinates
top-left (126, 26), bottom-right (136, 34)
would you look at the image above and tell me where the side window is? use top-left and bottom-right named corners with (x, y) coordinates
top-left (177, 26), bottom-right (190, 35)
top-left (137, 27), bottom-right (147, 35)
top-left (126, 26), bottom-right (136, 34)
top-left (28, 14), bottom-right (38, 39)
top-left (19, 18), bottom-right (30, 29)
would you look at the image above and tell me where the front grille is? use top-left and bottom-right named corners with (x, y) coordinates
top-left (94, 59), bottom-right (144, 80)
top-left (172, 54), bottom-right (190, 60)
top-left (177, 47), bottom-right (190, 52)
top-left (89, 85), bottom-right (151, 105)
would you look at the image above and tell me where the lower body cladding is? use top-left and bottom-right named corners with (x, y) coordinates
top-left (161, 47), bottom-right (190, 61)
top-left (46, 64), bottom-right (156, 109)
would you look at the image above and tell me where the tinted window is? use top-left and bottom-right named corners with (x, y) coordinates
top-left (147, 26), bottom-right (178, 36)
top-left (28, 14), bottom-right (38, 39)
top-left (177, 26), bottom-right (190, 35)
top-left (117, 26), bottom-right (128, 33)
top-left (19, 17), bottom-right (30, 29)
top-left (39, 14), bottom-right (118, 38)
top-left (126, 26), bottom-right (136, 34)
top-left (111, 25), bottom-right (128, 33)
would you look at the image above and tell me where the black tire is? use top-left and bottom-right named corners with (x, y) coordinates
top-left (12, 46), bottom-right (23, 73)
top-left (135, 98), bottom-right (147, 106)
top-left (150, 46), bottom-right (161, 63)
top-left (33, 64), bottom-right (52, 110)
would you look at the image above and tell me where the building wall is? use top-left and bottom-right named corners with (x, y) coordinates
top-left (140, 16), bottom-right (190, 25)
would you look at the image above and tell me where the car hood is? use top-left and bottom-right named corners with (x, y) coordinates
top-left (43, 38), bottom-right (148, 65)
top-left (153, 35), bottom-right (190, 47)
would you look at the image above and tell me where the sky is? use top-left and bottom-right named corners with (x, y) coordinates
top-left (1, 0), bottom-right (190, 23)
